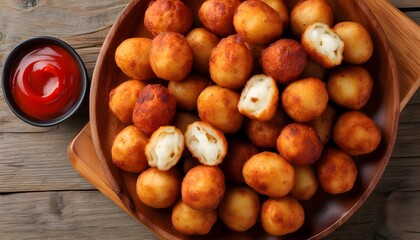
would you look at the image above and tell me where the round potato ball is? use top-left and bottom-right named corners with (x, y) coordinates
top-left (184, 121), bottom-right (228, 166)
top-left (198, 0), bottom-right (240, 37)
top-left (290, 165), bottom-right (318, 200)
top-left (233, 0), bottom-right (283, 45)
top-left (333, 111), bottom-right (382, 156)
top-left (111, 126), bottom-right (149, 173)
top-left (277, 123), bottom-right (323, 166)
top-left (260, 0), bottom-right (289, 30)
top-left (145, 126), bottom-right (184, 171)
top-left (290, 0), bottom-right (334, 38)
top-left (301, 22), bottom-right (344, 69)
top-left (316, 147), bottom-right (358, 194)
top-left (218, 186), bottom-right (260, 232)
top-left (261, 39), bottom-right (307, 84)
top-left (149, 32), bottom-right (193, 81)
top-left (109, 80), bottom-right (146, 123)
top-left (282, 77), bottom-right (329, 122)
top-left (132, 84), bottom-right (177, 136)
top-left (168, 74), bottom-right (211, 111)
top-left (114, 38), bottom-right (155, 81)
top-left (186, 28), bottom-right (220, 74)
top-left (172, 200), bottom-right (217, 235)
top-left (243, 151), bottom-right (295, 197)
top-left (197, 85), bottom-right (244, 133)
top-left (308, 105), bottom-right (337, 145)
top-left (333, 21), bottom-right (373, 64)
top-left (237, 74), bottom-right (279, 121)
top-left (136, 167), bottom-right (182, 208)
top-left (144, 0), bottom-right (192, 36)
top-left (327, 66), bottom-right (373, 110)
top-left (182, 165), bottom-right (226, 210)
top-left (221, 136), bottom-right (260, 184)
top-left (261, 196), bottom-right (305, 236)
top-left (244, 109), bottom-right (290, 148)
top-left (209, 34), bottom-right (254, 89)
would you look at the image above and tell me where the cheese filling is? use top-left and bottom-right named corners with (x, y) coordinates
top-left (308, 23), bottom-right (344, 60)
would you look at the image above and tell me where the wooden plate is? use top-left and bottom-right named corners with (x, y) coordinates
top-left (89, 0), bottom-right (400, 239)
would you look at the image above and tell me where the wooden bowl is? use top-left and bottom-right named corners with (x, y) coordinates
top-left (89, 0), bottom-right (399, 239)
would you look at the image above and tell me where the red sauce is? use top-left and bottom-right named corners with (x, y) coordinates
top-left (11, 45), bottom-right (82, 120)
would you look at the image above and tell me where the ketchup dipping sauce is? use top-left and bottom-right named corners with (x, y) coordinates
top-left (2, 37), bottom-right (87, 126)
top-left (12, 45), bottom-right (81, 120)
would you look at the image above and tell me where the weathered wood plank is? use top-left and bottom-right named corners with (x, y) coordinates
top-left (0, 190), bottom-right (157, 240)
top-left (404, 10), bottom-right (420, 24)
top-left (399, 88), bottom-right (419, 122)
top-left (0, 0), bottom-right (130, 82)
top-left (376, 157), bottom-right (420, 195)
top-left (400, 103), bottom-right (420, 123)
top-left (0, 116), bottom-right (92, 192)
top-left (384, 190), bottom-right (420, 236)
top-left (406, 87), bottom-right (420, 103)
top-left (392, 122), bottom-right (420, 158)
top-left (389, 0), bottom-right (420, 9)
top-left (327, 190), bottom-right (420, 240)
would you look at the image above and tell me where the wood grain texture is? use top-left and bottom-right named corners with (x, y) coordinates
top-left (0, 0), bottom-right (130, 75)
top-left (405, 11), bottom-right (420, 24)
top-left (0, 0), bottom-right (419, 239)
top-left (363, 0), bottom-right (420, 110)
top-left (389, 0), bottom-right (420, 8)
top-left (0, 116), bottom-right (93, 192)
top-left (0, 191), bottom-right (156, 240)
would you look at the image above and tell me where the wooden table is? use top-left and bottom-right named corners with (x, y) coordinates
top-left (0, 0), bottom-right (418, 239)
